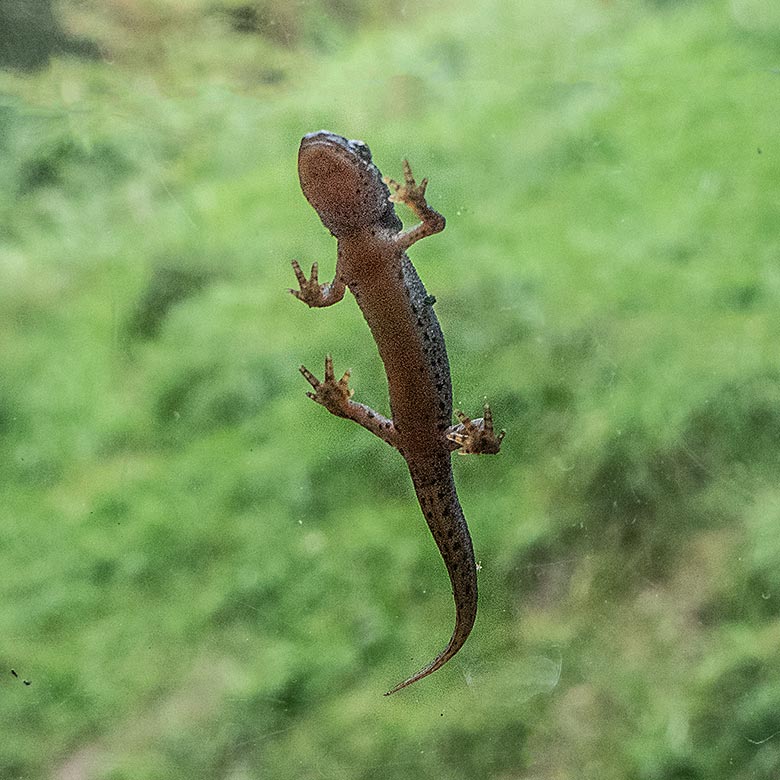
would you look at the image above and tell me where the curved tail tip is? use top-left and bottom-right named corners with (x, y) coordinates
top-left (383, 622), bottom-right (475, 695)
top-left (383, 662), bottom-right (442, 696)
top-left (384, 680), bottom-right (409, 697)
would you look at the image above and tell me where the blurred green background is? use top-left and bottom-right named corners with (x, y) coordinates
top-left (1, 0), bottom-right (779, 777)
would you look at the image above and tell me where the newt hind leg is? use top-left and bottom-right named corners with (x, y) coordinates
top-left (446, 404), bottom-right (505, 455)
top-left (300, 355), bottom-right (397, 447)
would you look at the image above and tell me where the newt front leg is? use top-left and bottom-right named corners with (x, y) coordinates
top-left (384, 159), bottom-right (446, 251)
top-left (289, 259), bottom-right (345, 308)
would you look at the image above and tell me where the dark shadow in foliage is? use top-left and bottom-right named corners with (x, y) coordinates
top-left (437, 721), bottom-right (529, 778)
top-left (154, 365), bottom-right (217, 424)
top-left (153, 361), bottom-right (268, 442)
top-left (645, 759), bottom-right (703, 780)
top-left (223, 4), bottom-right (269, 34)
top-left (584, 426), bottom-right (709, 545)
top-left (548, 373), bottom-right (780, 592)
top-left (216, 2), bottom-right (299, 47)
top-left (690, 657), bottom-right (780, 779)
top-left (562, 424), bottom-right (710, 589)
top-left (126, 265), bottom-right (211, 341)
top-left (681, 374), bottom-right (780, 471)
top-left (214, 0), bottom-right (405, 49)
top-left (0, 0), bottom-right (100, 72)
top-left (696, 565), bottom-right (780, 626)
top-left (17, 137), bottom-right (133, 195)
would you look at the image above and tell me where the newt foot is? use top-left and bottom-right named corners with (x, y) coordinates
top-left (300, 354), bottom-right (354, 416)
top-left (447, 404), bottom-right (505, 455)
top-left (289, 260), bottom-right (345, 308)
top-left (384, 159), bottom-right (429, 211)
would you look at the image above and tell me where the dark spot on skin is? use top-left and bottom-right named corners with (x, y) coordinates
top-left (447, 529), bottom-right (454, 539)
top-left (437, 488), bottom-right (445, 500)
top-left (453, 541), bottom-right (461, 551)
top-left (452, 562), bottom-right (459, 571)
top-left (367, 411), bottom-right (375, 418)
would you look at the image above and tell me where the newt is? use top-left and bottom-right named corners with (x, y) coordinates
top-left (290, 130), bottom-right (504, 695)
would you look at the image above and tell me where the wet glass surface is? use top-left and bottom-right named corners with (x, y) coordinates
top-left (1, 1), bottom-right (779, 777)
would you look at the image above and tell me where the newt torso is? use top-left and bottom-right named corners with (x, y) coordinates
top-left (291, 131), bottom-right (503, 694)
top-left (339, 229), bottom-right (452, 449)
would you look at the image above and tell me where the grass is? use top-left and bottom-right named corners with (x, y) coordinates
top-left (1, 0), bottom-right (779, 777)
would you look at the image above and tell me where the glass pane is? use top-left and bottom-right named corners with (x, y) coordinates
top-left (1, 1), bottom-right (778, 777)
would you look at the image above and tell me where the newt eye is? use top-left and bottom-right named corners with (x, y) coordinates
top-left (350, 140), bottom-right (372, 162)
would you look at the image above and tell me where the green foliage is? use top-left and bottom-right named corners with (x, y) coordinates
top-left (1, 0), bottom-right (779, 777)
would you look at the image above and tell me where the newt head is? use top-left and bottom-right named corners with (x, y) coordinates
top-left (298, 130), bottom-right (394, 237)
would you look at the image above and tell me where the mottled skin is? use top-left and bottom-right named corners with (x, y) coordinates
top-left (290, 131), bottom-right (504, 695)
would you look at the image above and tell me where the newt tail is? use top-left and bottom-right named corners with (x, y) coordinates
top-left (385, 457), bottom-right (477, 695)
